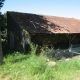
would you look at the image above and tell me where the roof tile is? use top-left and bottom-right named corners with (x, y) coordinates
top-left (8, 11), bottom-right (80, 34)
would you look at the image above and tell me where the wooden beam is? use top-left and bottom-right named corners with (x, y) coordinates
top-left (66, 34), bottom-right (71, 47)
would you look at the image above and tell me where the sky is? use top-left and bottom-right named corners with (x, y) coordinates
top-left (1, 0), bottom-right (80, 19)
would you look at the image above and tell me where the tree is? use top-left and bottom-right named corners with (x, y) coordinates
top-left (0, 0), bottom-right (5, 9)
top-left (0, 28), bottom-right (3, 65)
top-left (0, 0), bottom-right (5, 65)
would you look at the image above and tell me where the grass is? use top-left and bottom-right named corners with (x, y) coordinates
top-left (0, 43), bottom-right (80, 80)
top-left (54, 58), bottom-right (80, 80)
top-left (0, 52), bottom-right (54, 80)
top-left (0, 52), bottom-right (80, 80)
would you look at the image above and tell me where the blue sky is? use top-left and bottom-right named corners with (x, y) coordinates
top-left (1, 0), bottom-right (80, 19)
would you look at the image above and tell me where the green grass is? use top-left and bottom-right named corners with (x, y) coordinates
top-left (0, 52), bottom-right (80, 80)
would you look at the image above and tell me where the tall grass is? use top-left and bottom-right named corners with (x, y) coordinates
top-left (0, 43), bottom-right (80, 80)
top-left (0, 52), bottom-right (54, 80)
top-left (54, 58), bottom-right (80, 80)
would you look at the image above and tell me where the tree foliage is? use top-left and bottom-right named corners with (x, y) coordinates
top-left (0, 13), bottom-right (7, 31)
top-left (0, 0), bottom-right (5, 9)
top-left (0, 0), bottom-right (5, 24)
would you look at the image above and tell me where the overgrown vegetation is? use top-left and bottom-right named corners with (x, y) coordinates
top-left (0, 44), bottom-right (80, 80)
top-left (1, 12), bottom-right (7, 41)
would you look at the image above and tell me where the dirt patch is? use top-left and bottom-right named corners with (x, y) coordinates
top-left (0, 78), bottom-right (10, 80)
top-left (0, 75), bottom-right (10, 80)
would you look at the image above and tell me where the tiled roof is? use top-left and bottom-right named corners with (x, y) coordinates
top-left (8, 11), bottom-right (80, 34)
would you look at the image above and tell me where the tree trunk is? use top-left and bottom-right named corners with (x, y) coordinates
top-left (0, 27), bottom-right (3, 65)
